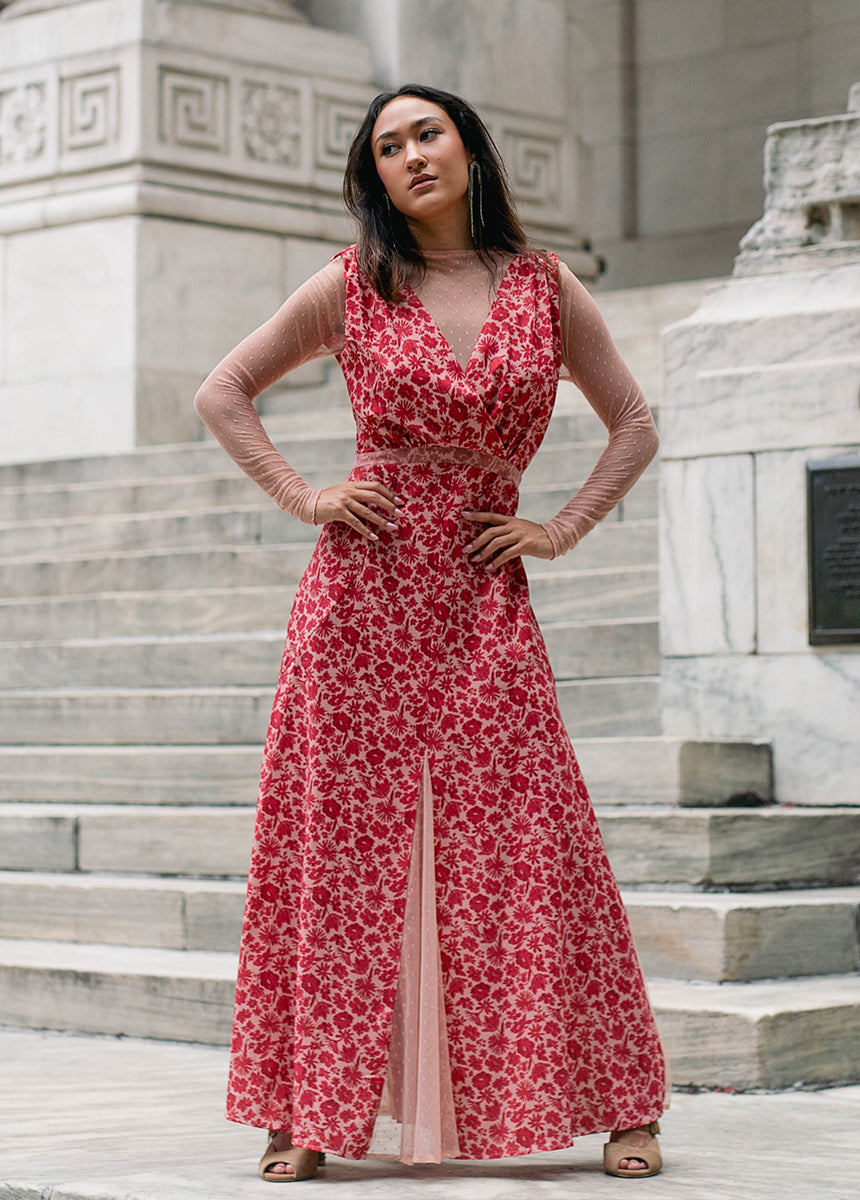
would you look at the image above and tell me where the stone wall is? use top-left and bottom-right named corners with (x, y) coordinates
top-left (0, 0), bottom-right (594, 464)
top-left (660, 86), bottom-right (860, 805)
top-left (579, 0), bottom-right (860, 288)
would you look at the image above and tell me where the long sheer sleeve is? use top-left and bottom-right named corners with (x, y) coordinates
top-left (193, 258), bottom-right (346, 523)
top-left (540, 262), bottom-right (659, 557)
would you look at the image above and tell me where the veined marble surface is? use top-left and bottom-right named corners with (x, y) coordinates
top-left (660, 455), bottom-right (756, 657)
top-left (661, 653), bottom-right (860, 807)
top-left (661, 264), bottom-right (860, 459)
top-left (660, 246), bottom-right (860, 805)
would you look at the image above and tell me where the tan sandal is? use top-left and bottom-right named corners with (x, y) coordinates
top-left (258, 1132), bottom-right (325, 1183)
top-left (603, 1120), bottom-right (662, 1178)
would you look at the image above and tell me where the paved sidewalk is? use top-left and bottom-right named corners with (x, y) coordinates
top-left (1, 1027), bottom-right (857, 1200)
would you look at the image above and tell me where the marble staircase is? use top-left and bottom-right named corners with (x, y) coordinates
top-left (0, 374), bottom-right (858, 1088)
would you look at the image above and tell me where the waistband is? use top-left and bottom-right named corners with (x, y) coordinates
top-left (352, 445), bottom-right (521, 486)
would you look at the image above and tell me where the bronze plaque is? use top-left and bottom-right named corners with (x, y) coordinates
top-left (807, 456), bottom-right (860, 645)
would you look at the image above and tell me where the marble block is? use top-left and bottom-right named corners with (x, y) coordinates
top-left (662, 654), bottom-right (860, 806)
top-left (77, 806), bottom-right (255, 876)
top-left (137, 220), bottom-right (285, 376)
top-left (0, 939), bottom-right (236, 1045)
top-left (0, 235), bottom-right (5, 385)
top-left (660, 455), bottom-right (756, 656)
top-left (3, 374), bottom-right (137, 464)
top-left (6, 218), bottom-right (135, 382)
top-left (661, 265), bottom-right (860, 459)
top-left (0, 807), bottom-right (77, 872)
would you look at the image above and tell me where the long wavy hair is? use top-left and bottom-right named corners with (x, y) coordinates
top-left (343, 84), bottom-right (530, 303)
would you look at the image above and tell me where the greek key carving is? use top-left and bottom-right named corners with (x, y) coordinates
top-left (315, 96), bottom-right (365, 170)
top-left (159, 67), bottom-right (228, 152)
top-left (0, 81), bottom-right (47, 166)
top-left (241, 82), bottom-right (302, 165)
top-left (61, 68), bottom-right (120, 152)
top-left (504, 132), bottom-right (560, 206)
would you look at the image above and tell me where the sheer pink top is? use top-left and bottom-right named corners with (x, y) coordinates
top-left (193, 249), bottom-right (658, 556)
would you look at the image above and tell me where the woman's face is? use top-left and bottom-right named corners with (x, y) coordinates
top-left (371, 95), bottom-right (472, 227)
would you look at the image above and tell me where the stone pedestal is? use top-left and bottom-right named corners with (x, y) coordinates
top-left (0, 0), bottom-right (596, 465)
top-left (0, 0), bottom-right (375, 462)
top-left (660, 86), bottom-right (860, 806)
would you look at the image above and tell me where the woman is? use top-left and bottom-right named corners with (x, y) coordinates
top-left (195, 84), bottom-right (667, 1182)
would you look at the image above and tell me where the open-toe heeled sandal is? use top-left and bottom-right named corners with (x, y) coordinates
top-left (258, 1132), bottom-right (325, 1183)
top-left (603, 1120), bottom-right (662, 1178)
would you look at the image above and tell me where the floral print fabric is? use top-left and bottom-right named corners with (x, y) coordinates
top-left (226, 246), bottom-right (667, 1159)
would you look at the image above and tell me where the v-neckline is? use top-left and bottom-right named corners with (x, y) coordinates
top-left (403, 252), bottom-right (520, 377)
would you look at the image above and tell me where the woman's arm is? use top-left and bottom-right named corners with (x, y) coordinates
top-left (193, 258), bottom-right (346, 523)
top-left (540, 261), bottom-right (659, 557)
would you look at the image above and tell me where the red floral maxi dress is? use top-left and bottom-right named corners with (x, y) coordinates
top-left (221, 245), bottom-right (668, 1162)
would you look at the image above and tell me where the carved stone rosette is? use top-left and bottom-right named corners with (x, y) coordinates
top-left (0, 81), bottom-right (46, 165)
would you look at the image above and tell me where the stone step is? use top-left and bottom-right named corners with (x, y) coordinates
top-left (0, 506), bottom-right (319, 558)
top-left (0, 566), bottom-right (658, 642)
top-left (0, 619), bottom-right (657, 700)
top-left (598, 805), bottom-right (860, 888)
top-left (0, 378), bottom-right (624, 488)
top-left (548, 617), bottom-right (659, 679)
top-left (3, 803), bottom-right (857, 887)
top-left (0, 804), bottom-right (256, 877)
top-left (0, 871), bottom-right (245, 952)
top-left (0, 635), bottom-right (286, 690)
top-left (0, 471), bottom-right (262, 523)
top-left (1, 870), bottom-right (855, 982)
top-left (255, 374), bottom-right (350, 420)
top-left (0, 431), bottom-right (357, 489)
top-left (0, 475), bottom-right (657, 559)
top-left (0, 429), bottom-right (627, 494)
top-left (0, 938), bottom-right (856, 1086)
top-left (649, 975), bottom-right (860, 1089)
top-left (556, 677), bottom-right (661, 735)
top-left (0, 687), bottom-right (276, 744)
top-left (0, 520), bottom-right (657, 598)
top-left (625, 888), bottom-right (860, 982)
top-left (0, 543), bottom-right (317, 599)
top-left (0, 384), bottom-right (651, 520)
top-left (577, 736), bottom-right (773, 807)
top-left (0, 738), bottom-right (772, 807)
top-left (0, 471), bottom-right (658, 533)
top-left (0, 664), bottom-right (659, 750)
top-left (0, 938), bottom-right (236, 1045)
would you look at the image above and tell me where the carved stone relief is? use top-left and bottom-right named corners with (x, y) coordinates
top-left (502, 131), bottom-right (560, 207)
top-left (314, 95), bottom-right (366, 171)
top-left (241, 82), bottom-right (301, 165)
top-left (60, 68), bottom-right (120, 153)
top-left (159, 67), bottom-right (229, 153)
top-left (0, 81), bottom-right (47, 165)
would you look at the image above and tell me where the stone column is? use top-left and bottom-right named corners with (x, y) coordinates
top-left (659, 86), bottom-right (860, 806)
top-left (0, 0), bottom-right (374, 462)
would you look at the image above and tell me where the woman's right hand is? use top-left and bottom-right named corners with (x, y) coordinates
top-left (314, 479), bottom-right (404, 539)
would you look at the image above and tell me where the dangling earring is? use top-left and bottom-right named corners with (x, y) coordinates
top-left (468, 160), bottom-right (484, 247)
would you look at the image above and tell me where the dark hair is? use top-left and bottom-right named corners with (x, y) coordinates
top-left (343, 84), bottom-right (530, 303)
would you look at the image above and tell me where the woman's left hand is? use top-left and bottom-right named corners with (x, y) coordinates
top-left (462, 511), bottom-right (555, 571)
